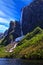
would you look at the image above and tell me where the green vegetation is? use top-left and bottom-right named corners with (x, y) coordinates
top-left (0, 34), bottom-right (13, 46)
top-left (11, 27), bottom-right (43, 59)
top-left (0, 47), bottom-right (10, 58)
top-left (0, 27), bottom-right (43, 59)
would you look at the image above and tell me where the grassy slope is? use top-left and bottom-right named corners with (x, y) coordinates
top-left (0, 38), bottom-right (11, 58)
top-left (0, 27), bottom-right (43, 59)
top-left (11, 27), bottom-right (43, 59)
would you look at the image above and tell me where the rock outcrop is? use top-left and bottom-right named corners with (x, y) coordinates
top-left (2, 20), bottom-right (21, 45)
top-left (0, 33), bottom-right (4, 39)
top-left (7, 20), bottom-right (21, 43)
top-left (22, 0), bottom-right (43, 35)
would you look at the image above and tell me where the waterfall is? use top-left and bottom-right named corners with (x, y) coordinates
top-left (20, 8), bottom-right (23, 36)
top-left (9, 43), bottom-right (17, 52)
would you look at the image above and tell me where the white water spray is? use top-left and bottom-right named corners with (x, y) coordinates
top-left (20, 8), bottom-right (23, 36)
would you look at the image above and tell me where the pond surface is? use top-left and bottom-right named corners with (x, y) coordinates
top-left (0, 58), bottom-right (43, 65)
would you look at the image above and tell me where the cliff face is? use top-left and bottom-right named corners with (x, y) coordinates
top-left (8, 21), bottom-right (15, 34)
top-left (8, 20), bottom-right (21, 42)
top-left (22, 0), bottom-right (43, 35)
top-left (14, 21), bottom-right (21, 37)
top-left (2, 21), bottom-right (21, 45)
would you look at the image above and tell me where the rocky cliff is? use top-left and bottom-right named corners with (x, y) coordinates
top-left (2, 20), bottom-right (21, 45)
top-left (22, 0), bottom-right (43, 35)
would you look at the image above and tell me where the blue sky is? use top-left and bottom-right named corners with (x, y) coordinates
top-left (0, 0), bottom-right (32, 33)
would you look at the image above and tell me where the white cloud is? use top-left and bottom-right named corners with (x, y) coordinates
top-left (0, 18), bottom-right (10, 24)
top-left (0, 17), bottom-right (16, 33)
top-left (0, 25), bottom-right (8, 33)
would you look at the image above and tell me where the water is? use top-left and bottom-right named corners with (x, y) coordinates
top-left (0, 58), bottom-right (43, 65)
top-left (20, 8), bottom-right (23, 36)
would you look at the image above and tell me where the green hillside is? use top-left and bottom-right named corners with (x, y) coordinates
top-left (11, 27), bottom-right (43, 59)
top-left (0, 27), bottom-right (43, 59)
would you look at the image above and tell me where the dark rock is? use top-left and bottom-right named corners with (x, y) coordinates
top-left (8, 20), bottom-right (21, 37)
top-left (22, 0), bottom-right (43, 35)
top-left (2, 20), bottom-right (21, 45)
top-left (8, 20), bottom-right (21, 40)
top-left (4, 30), bottom-right (8, 36)
top-left (0, 30), bottom-right (8, 40)
top-left (0, 33), bottom-right (4, 39)
top-left (14, 21), bottom-right (21, 37)
top-left (8, 21), bottom-right (15, 34)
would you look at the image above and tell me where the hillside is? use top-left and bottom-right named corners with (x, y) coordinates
top-left (0, 27), bottom-right (43, 59)
top-left (11, 27), bottom-right (43, 59)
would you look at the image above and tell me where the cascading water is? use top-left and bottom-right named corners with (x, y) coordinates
top-left (20, 8), bottom-right (23, 36)
top-left (15, 8), bottom-right (24, 42)
top-left (9, 43), bottom-right (18, 52)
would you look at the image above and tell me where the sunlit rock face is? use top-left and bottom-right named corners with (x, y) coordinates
top-left (22, 0), bottom-right (43, 35)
